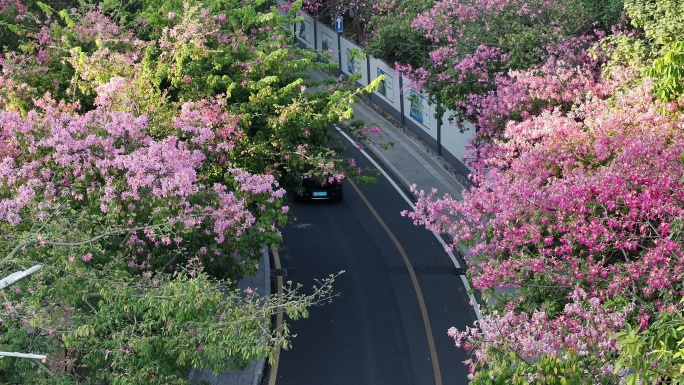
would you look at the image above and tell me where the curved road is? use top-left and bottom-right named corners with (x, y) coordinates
top-left (274, 140), bottom-right (477, 385)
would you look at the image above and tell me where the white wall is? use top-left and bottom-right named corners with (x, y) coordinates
top-left (441, 112), bottom-right (476, 171)
top-left (402, 76), bottom-right (437, 139)
top-left (339, 38), bottom-right (368, 86)
top-left (369, 57), bottom-right (401, 112)
top-left (316, 23), bottom-right (338, 63)
top-left (300, 10), bottom-right (475, 173)
top-left (296, 13), bottom-right (315, 47)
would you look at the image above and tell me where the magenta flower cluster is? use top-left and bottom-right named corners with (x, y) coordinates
top-left (404, 72), bottom-right (684, 377)
top-left (0, 79), bottom-right (287, 262)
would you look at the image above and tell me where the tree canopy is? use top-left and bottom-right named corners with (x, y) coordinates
top-left (0, 0), bottom-right (367, 382)
top-left (398, 0), bottom-right (684, 382)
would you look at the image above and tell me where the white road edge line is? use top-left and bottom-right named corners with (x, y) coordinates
top-left (334, 125), bottom-right (482, 320)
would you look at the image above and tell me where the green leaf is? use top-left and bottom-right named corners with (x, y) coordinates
top-left (58, 9), bottom-right (76, 28)
top-left (626, 373), bottom-right (639, 385)
top-left (6, 24), bottom-right (20, 34)
top-left (36, 1), bottom-right (53, 15)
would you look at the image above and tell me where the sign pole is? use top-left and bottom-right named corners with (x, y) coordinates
top-left (335, 16), bottom-right (343, 75)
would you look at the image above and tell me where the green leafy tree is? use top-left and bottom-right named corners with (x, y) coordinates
top-left (622, 0), bottom-right (684, 101)
top-left (0, 0), bottom-right (370, 382)
top-left (1, 224), bottom-right (340, 384)
top-left (613, 301), bottom-right (684, 384)
top-left (467, 351), bottom-right (591, 385)
top-left (364, 0), bottom-right (433, 69)
top-left (649, 41), bottom-right (684, 102)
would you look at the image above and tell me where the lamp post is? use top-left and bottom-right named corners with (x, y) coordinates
top-left (0, 264), bottom-right (42, 290)
top-left (0, 265), bottom-right (50, 373)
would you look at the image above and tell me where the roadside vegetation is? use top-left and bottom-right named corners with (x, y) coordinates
top-left (0, 0), bottom-right (380, 382)
top-left (4, 0), bottom-right (684, 382)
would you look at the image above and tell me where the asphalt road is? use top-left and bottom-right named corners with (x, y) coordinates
top-left (274, 141), bottom-right (477, 385)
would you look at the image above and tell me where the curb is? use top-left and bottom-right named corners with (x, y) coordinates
top-left (188, 248), bottom-right (270, 385)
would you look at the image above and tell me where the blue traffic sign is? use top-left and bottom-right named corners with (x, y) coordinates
top-left (334, 16), bottom-right (343, 33)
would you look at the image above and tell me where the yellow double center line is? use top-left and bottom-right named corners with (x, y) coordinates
top-left (348, 178), bottom-right (442, 385)
top-left (269, 178), bottom-right (442, 385)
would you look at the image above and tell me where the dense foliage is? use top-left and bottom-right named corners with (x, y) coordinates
top-left (396, 0), bottom-right (684, 382)
top-left (364, 0), bottom-right (433, 68)
top-left (0, 0), bottom-right (369, 382)
top-left (0, 0), bottom-right (377, 182)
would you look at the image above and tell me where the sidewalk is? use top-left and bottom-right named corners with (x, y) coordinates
top-left (353, 99), bottom-right (470, 201)
top-left (308, 69), bottom-right (471, 202)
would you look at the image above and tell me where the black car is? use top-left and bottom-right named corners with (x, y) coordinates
top-left (294, 175), bottom-right (344, 202)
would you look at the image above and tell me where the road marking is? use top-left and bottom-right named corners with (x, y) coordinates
top-left (334, 126), bottom-right (482, 320)
top-left (268, 245), bottom-right (284, 385)
top-left (348, 178), bottom-right (443, 385)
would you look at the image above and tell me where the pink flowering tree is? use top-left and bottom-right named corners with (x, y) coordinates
top-left (461, 36), bottom-right (614, 168)
top-left (0, 1), bottom-right (364, 382)
top-left (386, 0), bottom-right (684, 381)
top-left (0, 85), bottom-right (341, 384)
top-left (404, 70), bottom-right (684, 381)
top-left (394, 0), bottom-right (610, 138)
top-left (0, 1), bottom-right (375, 186)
